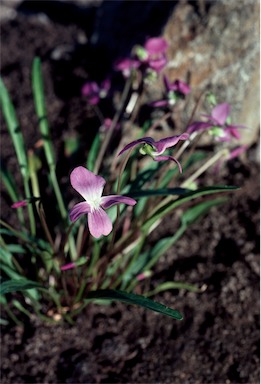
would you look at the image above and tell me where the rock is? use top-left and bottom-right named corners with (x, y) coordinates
top-left (163, 0), bottom-right (259, 146)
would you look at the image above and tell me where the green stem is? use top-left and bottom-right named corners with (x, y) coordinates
top-left (93, 75), bottom-right (133, 174)
top-left (110, 148), bottom-right (134, 248)
top-left (181, 148), bottom-right (227, 188)
top-left (23, 177), bottom-right (36, 235)
top-left (50, 168), bottom-right (77, 261)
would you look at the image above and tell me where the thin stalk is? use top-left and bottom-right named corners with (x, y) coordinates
top-left (37, 203), bottom-right (55, 251)
top-left (181, 148), bottom-right (227, 188)
top-left (0, 219), bottom-right (32, 243)
top-left (0, 165), bottom-right (25, 227)
top-left (110, 148), bottom-right (134, 247)
top-left (94, 75), bottom-right (133, 174)
top-left (145, 148), bottom-right (228, 221)
top-left (3, 304), bottom-right (22, 326)
top-left (23, 178), bottom-right (36, 235)
top-left (110, 234), bottom-right (146, 290)
top-left (0, 78), bottom-right (35, 234)
top-left (32, 58), bottom-right (77, 257)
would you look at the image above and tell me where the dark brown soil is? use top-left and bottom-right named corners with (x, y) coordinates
top-left (0, 2), bottom-right (260, 384)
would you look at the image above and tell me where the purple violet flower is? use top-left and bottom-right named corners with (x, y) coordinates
top-left (151, 75), bottom-right (191, 107)
top-left (118, 133), bottom-right (189, 173)
top-left (114, 58), bottom-right (140, 78)
top-left (135, 37), bottom-right (168, 73)
top-left (81, 79), bottom-right (111, 105)
top-left (187, 103), bottom-right (246, 142)
top-left (69, 167), bottom-right (136, 238)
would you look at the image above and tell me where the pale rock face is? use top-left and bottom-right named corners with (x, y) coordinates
top-left (163, 0), bottom-right (259, 146)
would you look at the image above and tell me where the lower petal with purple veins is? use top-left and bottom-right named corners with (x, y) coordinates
top-left (69, 201), bottom-right (91, 222)
top-left (88, 208), bottom-right (113, 238)
top-left (101, 195), bottom-right (136, 210)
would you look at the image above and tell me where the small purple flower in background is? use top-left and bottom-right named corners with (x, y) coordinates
top-left (100, 118), bottom-right (120, 132)
top-left (187, 103), bottom-right (246, 142)
top-left (69, 167), bottom-right (136, 238)
top-left (60, 262), bottom-right (76, 271)
top-left (114, 58), bottom-right (140, 78)
top-left (213, 145), bottom-right (248, 173)
top-left (151, 75), bottom-right (191, 107)
top-left (118, 133), bottom-right (189, 173)
top-left (227, 145), bottom-right (248, 160)
top-left (81, 78), bottom-right (111, 105)
top-left (143, 37), bottom-right (168, 72)
top-left (135, 37), bottom-right (168, 73)
top-left (11, 197), bottom-right (40, 209)
top-left (11, 200), bottom-right (28, 209)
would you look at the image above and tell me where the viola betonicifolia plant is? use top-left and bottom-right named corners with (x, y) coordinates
top-left (0, 36), bottom-right (247, 324)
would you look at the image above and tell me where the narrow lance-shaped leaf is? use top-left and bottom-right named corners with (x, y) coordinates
top-left (0, 78), bottom-right (28, 178)
top-left (32, 57), bottom-right (69, 223)
top-left (87, 134), bottom-right (101, 172)
top-left (0, 279), bottom-right (41, 295)
top-left (143, 185), bottom-right (239, 232)
top-left (129, 187), bottom-right (190, 198)
top-left (85, 289), bottom-right (183, 320)
top-left (32, 57), bottom-right (55, 168)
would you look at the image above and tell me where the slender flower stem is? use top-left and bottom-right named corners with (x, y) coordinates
top-left (110, 148), bottom-right (134, 248)
top-left (38, 203), bottom-right (56, 251)
top-left (94, 76), bottom-right (133, 174)
top-left (181, 148), bottom-right (228, 188)
top-left (146, 148), bottom-right (228, 220)
top-left (175, 131), bottom-right (197, 160)
top-left (23, 177), bottom-right (36, 235)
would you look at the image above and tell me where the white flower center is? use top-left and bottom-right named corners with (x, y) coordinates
top-left (89, 196), bottom-right (102, 212)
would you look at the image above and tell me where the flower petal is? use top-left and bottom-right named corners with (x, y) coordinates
top-left (114, 58), bottom-right (140, 72)
top-left (144, 37), bottom-right (168, 55)
top-left (81, 81), bottom-right (99, 97)
top-left (228, 145), bottom-right (248, 160)
top-left (61, 262), bottom-right (76, 271)
top-left (211, 103), bottom-right (230, 125)
top-left (153, 155), bottom-right (183, 173)
top-left (148, 56), bottom-right (167, 72)
top-left (163, 75), bottom-right (172, 91)
top-left (118, 137), bottom-right (155, 156)
top-left (69, 201), bottom-right (91, 222)
top-left (150, 99), bottom-right (169, 107)
top-left (101, 195), bottom-right (137, 209)
top-left (154, 133), bottom-right (189, 154)
top-left (225, 126), bottom-right (241, 140)
top-left (70, 166), bottom-right (105, 202)
top-left (172, 80), bottom-right (191, 95)
top-left (88, 208), bottom-right (112, 238)
top-left (11, 200), bottom-right (28, 208)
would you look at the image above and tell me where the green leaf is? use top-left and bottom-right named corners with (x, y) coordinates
top-left (146, 281), bottom-right (200, 297)
top-left (122, 226), bottom-right (186, 289)
top-left (85, 289), bottom-right (183, 320)
top-left (123, 196), bottom-right (230, 289)
top-left (0, 78), bottom-right (28, 178)
top-left (143, 185), bottom-right (239, 232)
top-left (181, 197), bottom-right (228, 227)
top-left (32, 57), bottom-right (55, 168)
top-left (32, 57), bottom-right (69, 223)
top-left (0, 279), bottom-right (41, 295)
top-left (0, 78), bottom-right (36, 233)
top-left (0, 159), bottom-right (20, 202)
top-left (87, 134), bottom-right (101, 172)
top-left (129, 187), bottom-right (190, 198)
